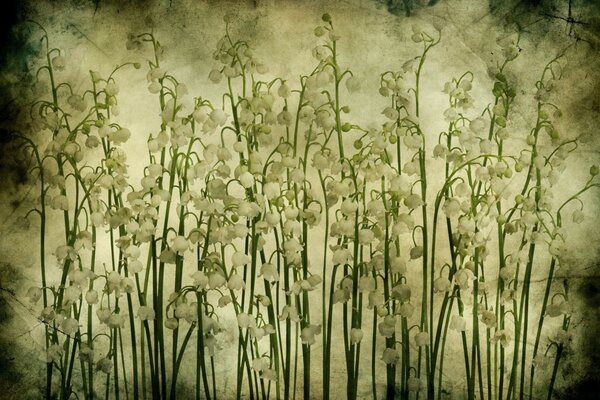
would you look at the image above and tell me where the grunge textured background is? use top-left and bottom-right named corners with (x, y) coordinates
top-left (0, 0), bottom-right (599, 398)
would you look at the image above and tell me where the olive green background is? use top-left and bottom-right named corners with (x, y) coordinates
top-left (0, 0), bottom-right (599, 398)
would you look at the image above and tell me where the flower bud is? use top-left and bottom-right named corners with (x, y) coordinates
top-left (392, 283), bottom-right (411, 301)
top-left (410, 245), bottom-right (423, 259)
top-left (40, 306), bottom-right (56, 322)
top-left (85, 290), bottom-right (99, 304)
top-left (208, 69), bottom-right (222, 83)
top-left (433, 277), bottom-right (452, 293)
top-left (97, 357), bottom-right (112, 374)
top-left (228, 274), bottom-right (245, 291)
top-left (526, 135), bottom-right (536, 146)
top-left (450, 315), bottom-right (466, 331)
top-left (52, 55), bottom-right (65, 71)
top-left (345, 76), bottom-right (361, 93)
top-left (415, 331), bottom-right (429, 347)
top-left (278, 82), bottom-right (291, 98)
top-left (232, 251), bottom-right (251, 267)
top-left (350, 328), bottom-right (364, 344)
top-left (138, 306), bottom-right (155, 321)
top-left (62, 318), bottom-right (79, 336)
top-left (237, 312), bottom-right (253, 328)
top-left (165, 318), bottom-right (179, 330)
top-left (382, 348), bottom-right (398, 364)
top-left (411, 33), bottom-right (423, 43)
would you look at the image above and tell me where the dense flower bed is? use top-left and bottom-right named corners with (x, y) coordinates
top-left (15, 13), bottom-right (598, 400)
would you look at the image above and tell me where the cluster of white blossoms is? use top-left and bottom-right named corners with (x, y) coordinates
top-left (19, 14), bottom-right (597, 400)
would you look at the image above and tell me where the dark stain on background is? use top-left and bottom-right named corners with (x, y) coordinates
top-left (0, 0), bottom-right (598, 398)
top-left (0, 3), bottom-right (45, 398)
top-left (0, 262), bottom-right (41, 399)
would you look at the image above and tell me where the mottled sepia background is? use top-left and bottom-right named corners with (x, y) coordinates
top-left (0, 0), bottom-right (599, 398)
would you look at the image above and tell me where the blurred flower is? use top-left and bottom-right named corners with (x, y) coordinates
top-left (491, 330), bottom-right (511, 347)
top-left (346, 75), bottom-right (361, 93)
top-left (350, 328), bottom-right (364, 344)
top-left (237, 312), bottom-right (254, 329)
top-left (479, 309), bottom-right (497, 329)
top-left (415, 331), bottom-right (429, 347)
top-left (382, 348), bottom-right (399, 364)
top-left (300, 324), bottom-right (321, 345)
top-left (61, 318), bottom-right (79, 336)
top-left (450, 315), bottom-right (466, 332)
top-left (47, 344), bottom-right (63, 364)
top-left (52, 55), bottom-right (65, 71)
top-left (96, 357), bottom-right (112, 374)
top-left (26, 287), bottom-right (42, 303)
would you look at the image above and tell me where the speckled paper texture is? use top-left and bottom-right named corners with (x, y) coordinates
top-left (0, 1), bottom-right (599, 399)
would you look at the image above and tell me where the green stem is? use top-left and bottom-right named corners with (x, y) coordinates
top-left (528, 258), bottom-right (556, 399)
top-left (169, 324), bottom-right (196, 399)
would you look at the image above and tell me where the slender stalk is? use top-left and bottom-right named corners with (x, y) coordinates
top-left (169, 324), bottom-right (196, 399)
